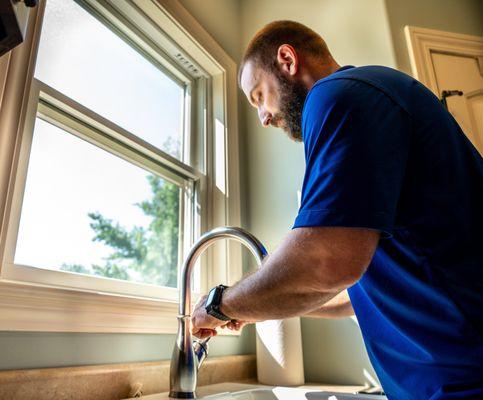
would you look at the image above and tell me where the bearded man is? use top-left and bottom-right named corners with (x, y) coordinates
top-left (191, 21), bottom-right (483, 399)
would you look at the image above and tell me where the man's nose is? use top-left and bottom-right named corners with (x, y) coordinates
top-left (258, 108), bottom-right (272, 127)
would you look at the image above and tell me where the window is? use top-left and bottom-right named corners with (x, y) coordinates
top-left (2, 0), bottom-right (200, 300)
top-left (0, 0), bottom-right (241, 332)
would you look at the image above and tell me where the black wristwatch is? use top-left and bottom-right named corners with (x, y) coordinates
top-left (205, 285), bottom-right (231, 321)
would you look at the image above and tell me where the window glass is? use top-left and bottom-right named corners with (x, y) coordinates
top-left (35, 0), bottom-right (184, 159)
top-left (15, 118), bottom-right (180, 288)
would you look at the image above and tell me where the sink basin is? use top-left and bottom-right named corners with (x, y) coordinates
top-left (200, 387), bottom-right (387, 400)
top-left (123, 383), bottom-right (387, 400)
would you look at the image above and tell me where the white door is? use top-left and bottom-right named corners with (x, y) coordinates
top-left (405, 27), bottom-right (483, 155)
top-left (432, 53), bottom-right (483, 154)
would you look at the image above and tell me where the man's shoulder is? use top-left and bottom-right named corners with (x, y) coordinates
top-left (317, 65), bottom-right (412, 91)
top-left (304, 66), bottom-right (414, 116)
top-left (331, 65), bottom-right (409, 79)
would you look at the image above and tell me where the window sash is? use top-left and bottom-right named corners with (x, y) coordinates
top-left (2, 75), bottom-right (201, 299)
top-left (35, 80), bottom-right (199, 186)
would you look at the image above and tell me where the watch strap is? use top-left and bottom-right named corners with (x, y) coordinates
top-left (208, 308), bottom-right (231, 321)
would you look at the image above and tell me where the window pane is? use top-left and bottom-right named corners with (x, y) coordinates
top-left (15, 118), bottom-right (180, 288)
top-left (35, 0), bottom-right (184, 159)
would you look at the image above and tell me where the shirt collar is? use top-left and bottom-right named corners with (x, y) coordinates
top-left (335, 65), bottom-right (356, 73)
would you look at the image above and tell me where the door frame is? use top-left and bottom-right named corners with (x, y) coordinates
top-left (404, 26), bottom-right (483, 95)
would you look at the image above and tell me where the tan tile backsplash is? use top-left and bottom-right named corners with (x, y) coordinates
top-left (0, 354), bottom-right (256, 400)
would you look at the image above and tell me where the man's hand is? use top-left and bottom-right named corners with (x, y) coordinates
top-left (191, 295), bottom-right (227, 339)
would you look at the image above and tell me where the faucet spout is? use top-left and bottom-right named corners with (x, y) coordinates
top-left (169, 227), bottom-right (267, 399)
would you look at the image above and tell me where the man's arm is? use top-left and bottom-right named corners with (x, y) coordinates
top-left (191, 226), bottom-right (378, 336)
top-left (304, 289), bottom-right (354, 318)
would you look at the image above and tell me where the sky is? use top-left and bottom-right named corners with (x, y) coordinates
top-left (14, 0), bottom-right (185, 286)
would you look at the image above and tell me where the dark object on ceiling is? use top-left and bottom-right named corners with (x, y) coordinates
top-left (0, 0), bottom-right (38, 58)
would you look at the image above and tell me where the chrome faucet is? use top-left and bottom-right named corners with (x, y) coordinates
top-left (169, 226), bottom-right (268, 399)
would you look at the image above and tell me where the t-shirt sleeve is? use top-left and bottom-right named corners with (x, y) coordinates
top-left (293, 78), bottom-right (411, 237)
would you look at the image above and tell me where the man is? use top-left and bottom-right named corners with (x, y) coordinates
top-left (191, 21), bottom-right (483, 399)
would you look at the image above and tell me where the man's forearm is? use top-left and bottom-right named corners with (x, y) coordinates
top-left (221, 258), bottom-right (341, 321)
top-left (191, 227), bottom-right (378, 336)
top-left (219, 228), bottom-right (378, 322)
top-left (219, 230), bottom-right (358, 321)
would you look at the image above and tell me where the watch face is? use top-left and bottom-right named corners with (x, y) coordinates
top-left (206, 288), bottom-right (217, 306)
top-left (205, 286), bottom-right (230, 321)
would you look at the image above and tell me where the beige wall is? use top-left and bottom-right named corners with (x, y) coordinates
top-left (236, 0), bottom-right (483, 385)
top-left (239, 0), bottom-right (397, 248)
top-left (238, 0), bottom-right (396, 385)
top-left (385, 0), bottom-right (483, 74)
top-left (301, 318), bottom-right (377, 385)
top-left (179, 0), bottom-right (241, 62)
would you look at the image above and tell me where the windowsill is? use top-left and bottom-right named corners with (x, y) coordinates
top-left (0, 279), bottom-right (240, 335)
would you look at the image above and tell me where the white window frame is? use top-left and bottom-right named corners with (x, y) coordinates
top-left (0, 0), bottom-right (242, 334)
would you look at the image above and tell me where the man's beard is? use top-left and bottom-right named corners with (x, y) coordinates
top-left (272, 73), bottom-right (308, 142)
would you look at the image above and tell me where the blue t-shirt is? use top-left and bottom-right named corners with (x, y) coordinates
top-left (293, 65), bottom-right (483, 399)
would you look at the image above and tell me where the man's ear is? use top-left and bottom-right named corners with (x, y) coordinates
top-left (276, 44), bottom-right (298, 76)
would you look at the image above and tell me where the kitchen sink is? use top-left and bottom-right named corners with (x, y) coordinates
top-left (200, 387), bottom-right (387, 399)
top-left (124, 383), bottom-right (387, 400)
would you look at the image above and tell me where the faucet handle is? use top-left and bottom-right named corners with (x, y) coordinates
top-left (193, 337), bottom-right (210, 368)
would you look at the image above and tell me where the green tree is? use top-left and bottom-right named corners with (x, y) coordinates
top-left (61, 173), bottom-right (180, 287)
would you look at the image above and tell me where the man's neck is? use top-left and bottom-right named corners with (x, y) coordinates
top-left (301, 58), bottom-right (340, 91)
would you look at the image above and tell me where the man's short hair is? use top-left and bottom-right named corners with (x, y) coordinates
top-left (238, 20), bottom-right (331, 85)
